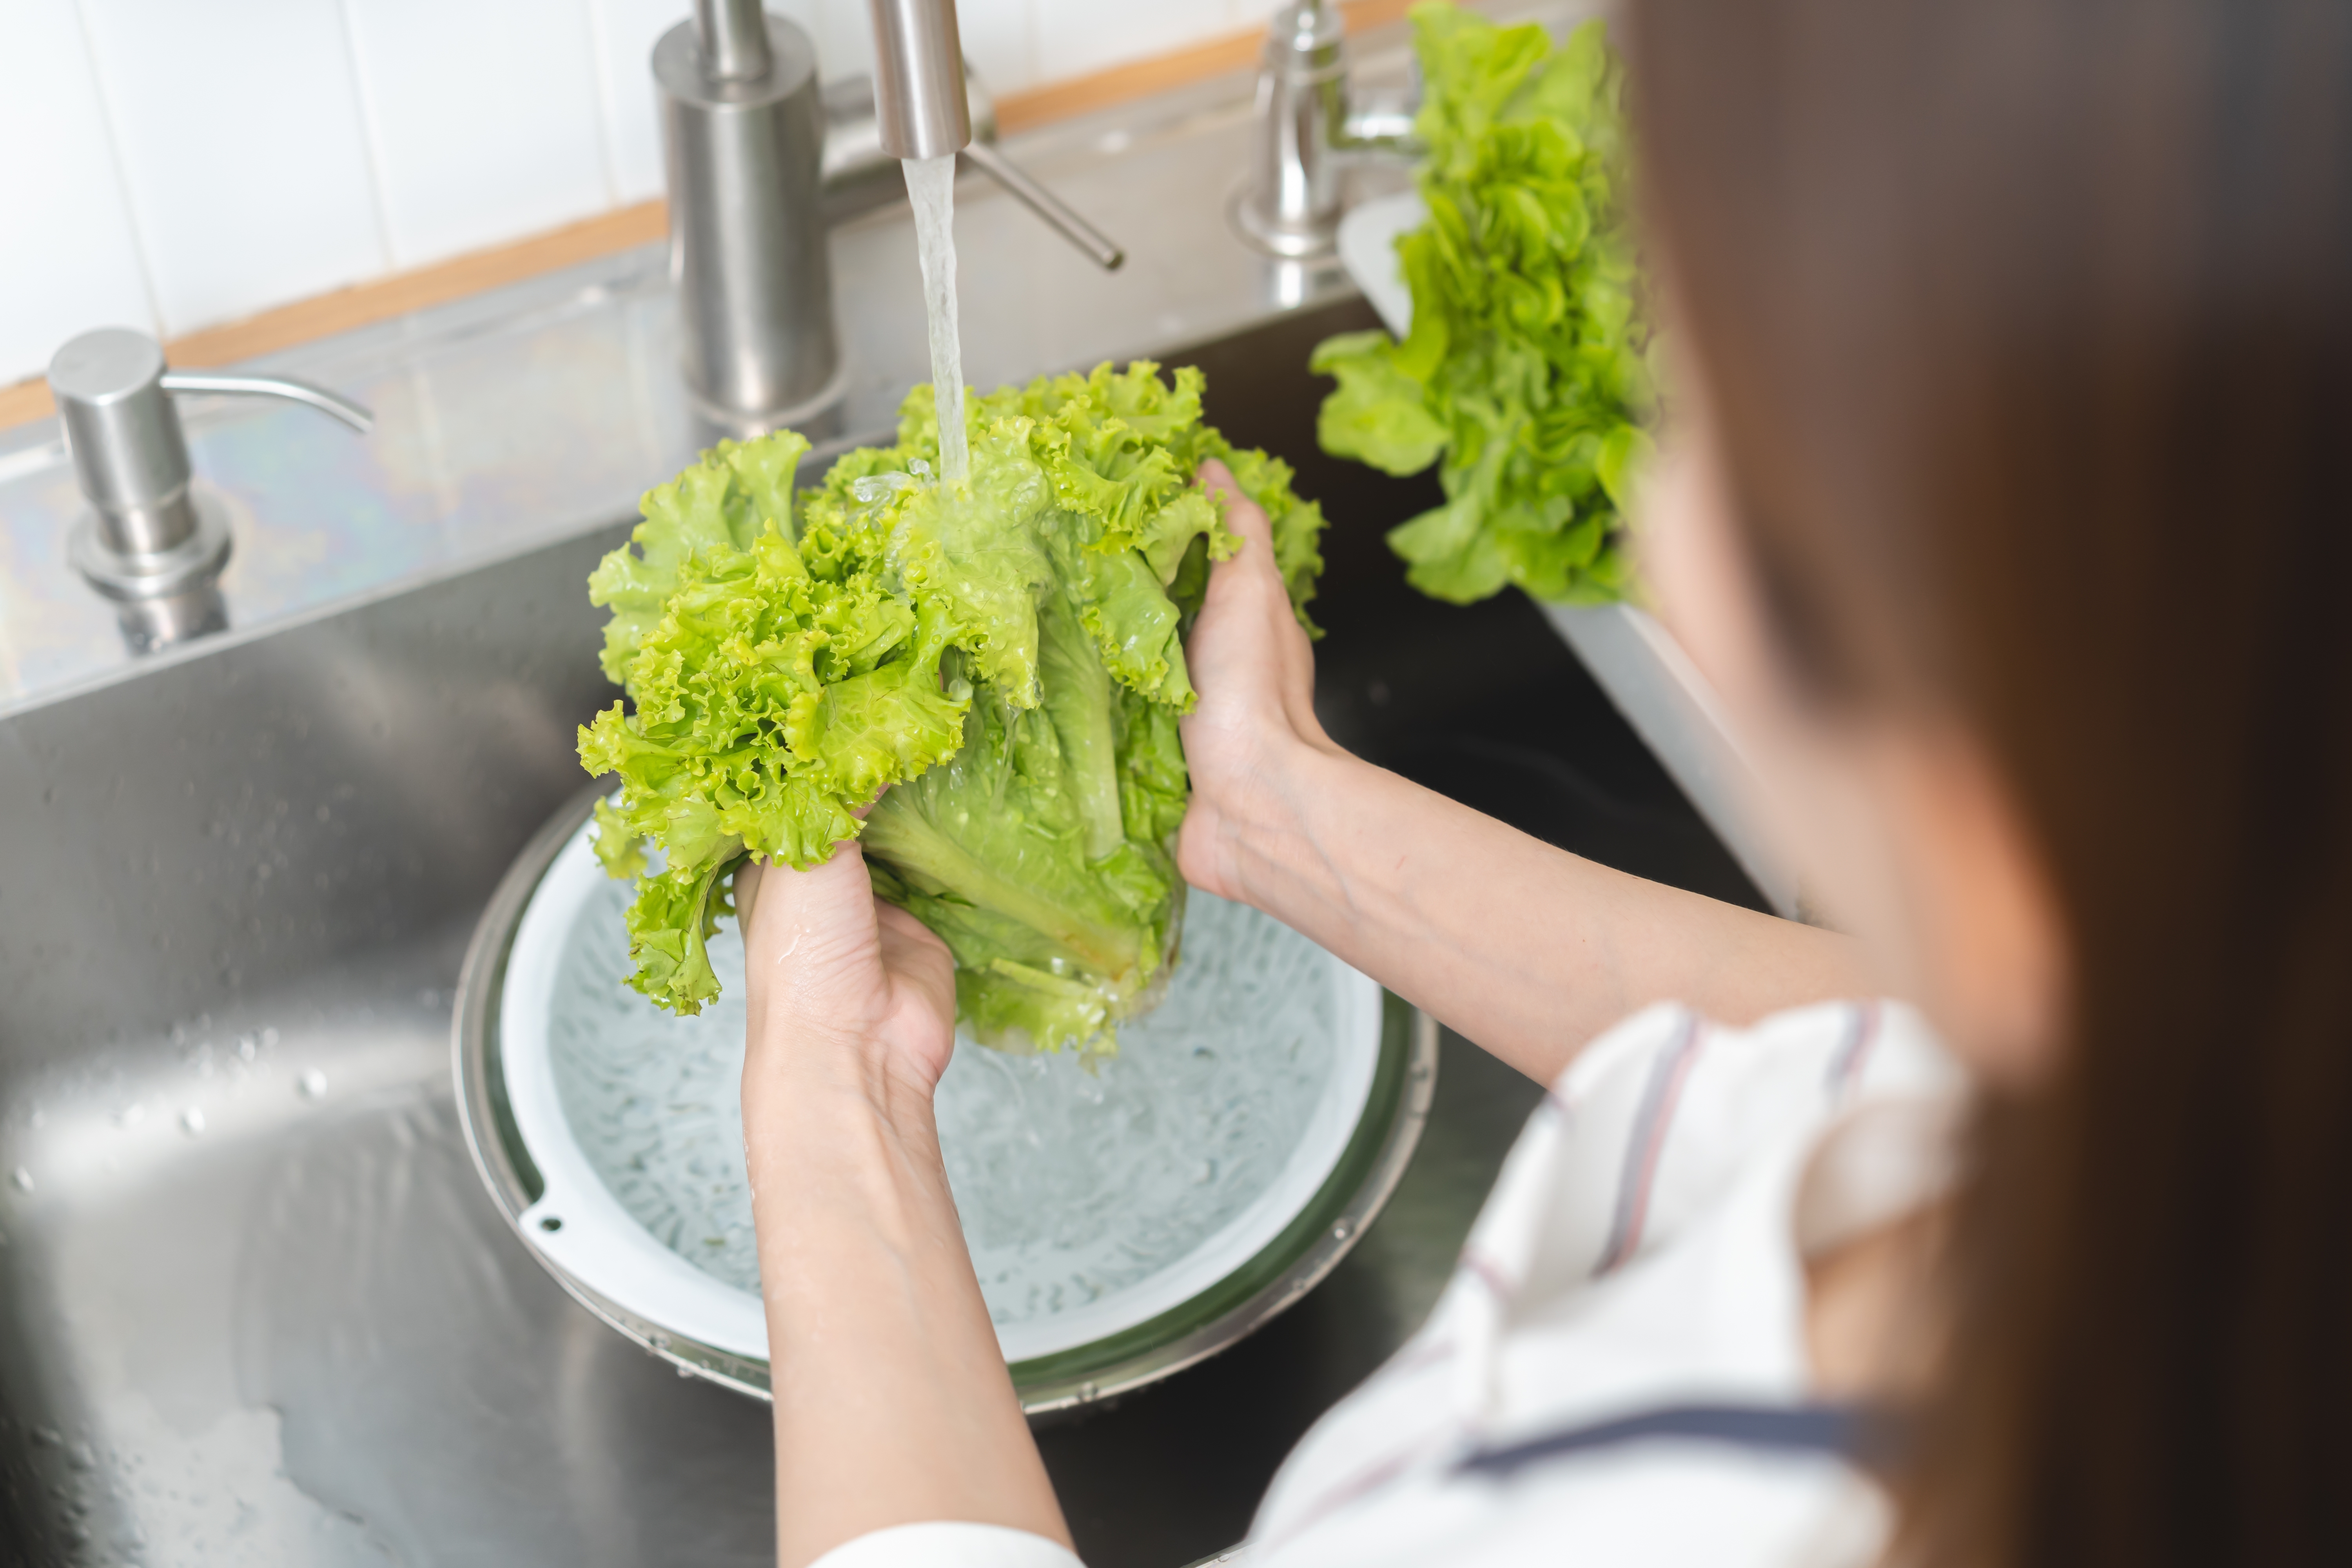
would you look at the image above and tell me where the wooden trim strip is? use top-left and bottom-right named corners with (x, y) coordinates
top-left (0, 200), bottom-right (670, 432)
top-left (0, 375), bottom-right (58, 432)
top-left (0, 0), bottom-right (1418, 433)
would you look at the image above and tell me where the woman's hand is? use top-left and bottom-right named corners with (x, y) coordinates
top-left (1178, 459), bottom-right (1346, 903)
top-left (735, 837), bottom-right (1069, 1566)
top-left (736, 837), bottom-right (957, 1109)
top-left (1172, 461), bottom-right (1870, 1086)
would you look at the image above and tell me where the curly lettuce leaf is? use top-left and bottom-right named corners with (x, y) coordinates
top-left (587, 432), bottom-right (811, 682)
top-left (579, 491), bottom-right (969, 1013)
top-left (1311, 4), bottom-right (1656, 606)
top-left (581, 362), bottom-right (1324, 1050)
top-left (1311, 330), bottom-right (1450, 476)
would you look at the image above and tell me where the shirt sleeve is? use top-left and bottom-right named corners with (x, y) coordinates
top-left (808, 1522), bottom-right (1087, 1568)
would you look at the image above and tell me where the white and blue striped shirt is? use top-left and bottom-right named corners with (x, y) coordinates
top-left (819, 999), bottom-right (1964, 1568)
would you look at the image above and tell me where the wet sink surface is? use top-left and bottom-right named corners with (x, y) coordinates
top-left (0, 297), bottom-right (1759, 1567)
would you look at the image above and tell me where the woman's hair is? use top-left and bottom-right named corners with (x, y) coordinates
top-left (1629, 1), bottom-right (2352, 1564)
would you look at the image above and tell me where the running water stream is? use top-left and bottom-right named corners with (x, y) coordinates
top-left (903, 153), bottom-right (968, 486)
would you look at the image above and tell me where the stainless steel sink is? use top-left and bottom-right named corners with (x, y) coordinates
top-left (0, 7), bottom-right (1734, 1557)
top-left (0, 291), bottom-right (1759, 1568)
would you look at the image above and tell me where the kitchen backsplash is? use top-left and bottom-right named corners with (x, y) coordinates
top-left (0, 0), bottom-right (1284, 389)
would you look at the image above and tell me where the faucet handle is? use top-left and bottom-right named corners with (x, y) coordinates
top-left (960, 142), bottom-right (1125, 270)
top-left (864, 0), bottom-right (1125, 269)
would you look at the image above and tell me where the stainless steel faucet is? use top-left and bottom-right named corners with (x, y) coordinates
top-left (657, 0), bottom-right (839, 430)
top-left (659, 0), bottom-right (1124, 433)
top-left (46, 328), bottom-right (372, 648)
top-left (1232, 0), bottom-right (1420, 260)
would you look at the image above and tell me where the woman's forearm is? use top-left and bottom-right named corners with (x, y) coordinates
top-left (747, 1049), bottom-right (1069, 1568)
top-left (1221, 742), bottom-right (1871, 1083)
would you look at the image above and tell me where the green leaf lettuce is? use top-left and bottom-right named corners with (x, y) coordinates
top-left (578, 363), bottom-right (1324, 1056)
top-left (1312, 3), bottom-right (1657, 606)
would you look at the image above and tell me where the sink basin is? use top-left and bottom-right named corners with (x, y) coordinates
top-left (0, 294), bottom-right (1760, 1568)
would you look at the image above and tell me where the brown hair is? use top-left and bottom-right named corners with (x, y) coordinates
top-left (1628, 1), bottom-right (2352, 1564)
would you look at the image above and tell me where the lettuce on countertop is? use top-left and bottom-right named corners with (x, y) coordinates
top-left (578, 362), bottom-right (1326, 1056)
top-left (1313, 4), bottom-right (1658, 606)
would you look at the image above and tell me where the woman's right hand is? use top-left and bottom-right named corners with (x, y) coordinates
top-left (1178, 459), bottom-right (1346, 904)
top-left (1175, 459), bottom-right (1871, 1086)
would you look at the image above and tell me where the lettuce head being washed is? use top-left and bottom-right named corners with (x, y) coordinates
top-left (1312, 4), bottom-right (1657, 605)
top-left (577, 363), bottom-right (1326, 1056)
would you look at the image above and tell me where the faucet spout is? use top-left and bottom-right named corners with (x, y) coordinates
top-left (866, 0), bottom-right (1124, 269)
top-left (869, 0), bottom-right (972, 160)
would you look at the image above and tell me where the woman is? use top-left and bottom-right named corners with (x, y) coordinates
top-left (735, 0), bottom-right (2352, 1563)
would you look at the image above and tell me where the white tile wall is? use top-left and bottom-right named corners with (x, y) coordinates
top-left (1036, 0), bottom-right (1236, 83)
top-left (955, 0), bottom-right (1036, 100)
top-left (587, 0), bottom-right (700, 205)
top-left (0, 0), bottom-right (156, 377)
top-left (342, 0), bottom-right (614, 268)
top-left (808, 0), bottom-right (880, 83)
top-left (2, 0), bottom-right (1281, 388)
top-left (76, 0), bottom-right (389, 339)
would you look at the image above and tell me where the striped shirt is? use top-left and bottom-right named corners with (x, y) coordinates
top-left (816, 999), bottom-right (1964, 1568)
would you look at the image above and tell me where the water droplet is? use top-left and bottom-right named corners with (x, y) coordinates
top-left (236, 1034), bottom-right (258, 1063)
top-left (27, 1109), bottom-right (44, 1131)
top-left (1078, 1381), bottom-right (1098, 1401)
top-left (116, 1103), bottom-right (146, 1129)
top-left (10, 1168), bottom-right (30, 1193)
top-left (1331, 1219), bottom-right (1353, 1241)
top-left (849, 470), bottom-right (920, 506)
top-left (261, 1027), bottom-right (280, 1047)
top-left (181, 1107), bottom-right (207, 1135)
top-left (298, 1070), bottom-right (328, 1100)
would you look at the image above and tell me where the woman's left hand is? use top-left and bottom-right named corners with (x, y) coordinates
top-left (736, 837), bottom-right (958, 1108)
top-left (737, 837), bottom-right (1066, 1567)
